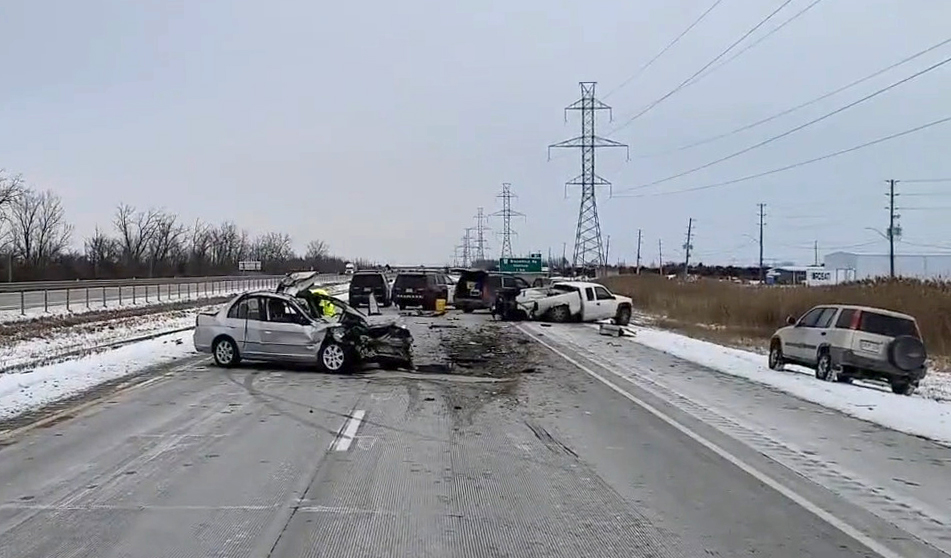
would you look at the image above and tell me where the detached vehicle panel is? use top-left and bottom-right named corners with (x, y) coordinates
top-left (768, 304), bottom-right (927, 395)
top-left (515, 281), bottom-right (633, 325)
top-left (194, 272), bottom-right (413, 373)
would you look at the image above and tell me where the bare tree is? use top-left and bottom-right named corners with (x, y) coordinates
top-left (305, 239), bottom-right (329, 262)
top-left (8, 188), bottom-right (73, 266)
top-left (0, 171), bottom-right (24, 215)
top-left (210, 221), bottom-right (249, 269)
top-left (146, 211), bottom-right (187, 276)
top-left (189, 219), bottom-right (213, 273)
top-left (250, 232), bottom-right (294, 264)
top-left (114, 204), bottom-right (159, 268)
top-left (84, 226), bottom-right (120, 277)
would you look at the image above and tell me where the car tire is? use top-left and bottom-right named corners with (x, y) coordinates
top-left (815, 350), bottom-right (837, 382)
top-left (319, 341), bottom-right (351, 373)
top-left (891, 380), bottom-right (916, 396)
top-left (462, 307), bottom-right (474, 314)
top-left (212, 337), bottom-right (240, 368)
top-left (614, 305), bottom-right (632, 326)
top-left (550, 305), bottom-right (570, 323)
top-left (768, 340), bottom-right (784, 371)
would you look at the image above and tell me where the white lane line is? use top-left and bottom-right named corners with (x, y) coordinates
top-left (518, 325), bottom-right (904, 558)
top-left (332, 410), bottom-right (366, 452)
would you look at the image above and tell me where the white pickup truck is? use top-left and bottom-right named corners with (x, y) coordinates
top-left (515, 281), bottom-right (633, 326)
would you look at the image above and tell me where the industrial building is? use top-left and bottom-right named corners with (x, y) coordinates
top-left (823, 251), bottom-right (951, 281)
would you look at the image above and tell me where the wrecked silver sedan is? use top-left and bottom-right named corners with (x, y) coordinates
top-left (193, 278), bottom-right (413, 373)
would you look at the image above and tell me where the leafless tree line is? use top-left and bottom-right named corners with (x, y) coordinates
top-left (0, 171), bottom-right (360, 281)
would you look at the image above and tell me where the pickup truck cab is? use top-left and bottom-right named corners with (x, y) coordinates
top-left (516, 281), bottom-right (633, 325)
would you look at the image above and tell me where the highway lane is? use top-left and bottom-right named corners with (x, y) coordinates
top-left (0, 312), bottom-right (943, 557)
top-left (0, 278), bottom-right (278, 316)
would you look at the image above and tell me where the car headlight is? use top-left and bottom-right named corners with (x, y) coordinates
top-left (331, 328), bottom-right (344, 341)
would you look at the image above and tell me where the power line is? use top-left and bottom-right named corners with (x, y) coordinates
top-left (901, 178), bottom-right (951, 183)
top-left (615, 115), bottom-right (951, 198)
top-left (609, 0), bottom-right (796, 135)
top-left (660, 35), bottom-right (951, 155)
top-left (618, 53), bottom-right (951, 194)
top-left (604, 0), bottom-right (725, 99)
top-left (688, 0), bottom-right (825, 87)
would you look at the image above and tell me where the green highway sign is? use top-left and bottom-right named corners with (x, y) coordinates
top-left (499, 257), bottom-right (542, 273)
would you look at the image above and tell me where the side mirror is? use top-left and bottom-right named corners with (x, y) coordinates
top-left (786, 316), bottom-right (796, 326)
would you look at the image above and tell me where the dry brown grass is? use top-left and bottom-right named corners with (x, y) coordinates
top-left (601, 275), bottom-right (951, 357)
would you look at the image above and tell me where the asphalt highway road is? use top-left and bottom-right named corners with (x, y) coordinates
top-left (0, 311), bottom-right (945, 557)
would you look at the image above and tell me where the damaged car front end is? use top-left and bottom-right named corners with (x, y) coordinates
top-left (276, 272), bottom-right (415, 372)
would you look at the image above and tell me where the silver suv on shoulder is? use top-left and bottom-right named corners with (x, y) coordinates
top-left (768, 304), bottom-right (927, 395)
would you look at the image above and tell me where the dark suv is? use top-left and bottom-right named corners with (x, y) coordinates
top-left (454, 270), bottom-right (530, 313)
top-left (348, 271), bottom-right (391, 308)
top-left (392, 271), bottom-right (451, 310)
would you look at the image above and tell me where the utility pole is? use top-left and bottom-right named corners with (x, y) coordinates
top-left (658, 239), bottom-right (664, 276)
top-left (562, 242), bottom-right (567, 274)
top-left (682, 218), bottom-right (694, 279)
top-left (757, 203), bottom-right (766, 282)
top-left (886, 179), bottom-right (901, 278)
top-left (635, 229), bottom-right (642, 274)
top-left (604, 235), bottom-right (611, 269)
top-left (491, 183), bottom-right (525, 259)
top-left (473, 207), bottom-right (490, 264)
top-left (814, 240), bottom-right (819, 267)
top-left (549, 82), bottom-right (629, 270)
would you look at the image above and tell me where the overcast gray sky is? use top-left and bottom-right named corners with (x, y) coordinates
top-left (2, 0), bottom-right (950, 267)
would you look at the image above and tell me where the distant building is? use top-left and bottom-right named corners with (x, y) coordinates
top-left (823, 252), bottom-right (951, 281)
top-left (766, 266), bottom-right (809, 285)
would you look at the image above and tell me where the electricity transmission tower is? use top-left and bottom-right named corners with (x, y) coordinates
top-left (491, 183), bottom-right (525, 259)
top-left (549, 82), bottom-right (629, 270)
top-left (473, 208), bottom-right (491, 263)
top-left (757, 203), bottom-right (766, 282)
top-left (458, 228), bottom-right (475, 268)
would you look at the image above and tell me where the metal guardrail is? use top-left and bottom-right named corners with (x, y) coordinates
top-left (0, 273), bottom-right (350, 317)
top-left (0, 274), bottom-right (286, 293)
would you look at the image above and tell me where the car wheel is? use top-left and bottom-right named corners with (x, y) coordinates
top-left (768, 341), bottom-right (784, 371)
top-left (550, 305), bottom-right (570, 323)
top-left (614, 306), bottom-right (632, 326)
top-left (815, 351), bottom-right (836, 382)
top-left (212, 337), bottom-right (240, 368)
top-left (319, 342), bottom-right (351, 373)
top-left (462, 307), bottom-right (474, 314)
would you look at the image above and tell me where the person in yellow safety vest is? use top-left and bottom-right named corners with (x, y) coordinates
top-left (310, 288), bottom-right (337, 318)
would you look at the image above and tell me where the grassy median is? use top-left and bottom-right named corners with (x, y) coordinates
top-left (599, 275), bottom-right (951, 358)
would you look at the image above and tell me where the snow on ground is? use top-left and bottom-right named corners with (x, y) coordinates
top-left (0, 309), bottom-right (208, 371)
top-left (0, 331), bottom-right (196, 421)
top-left (0, 282), bottom-right (353, 421)
top-left (621, 324), bottom-right (951, 445)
